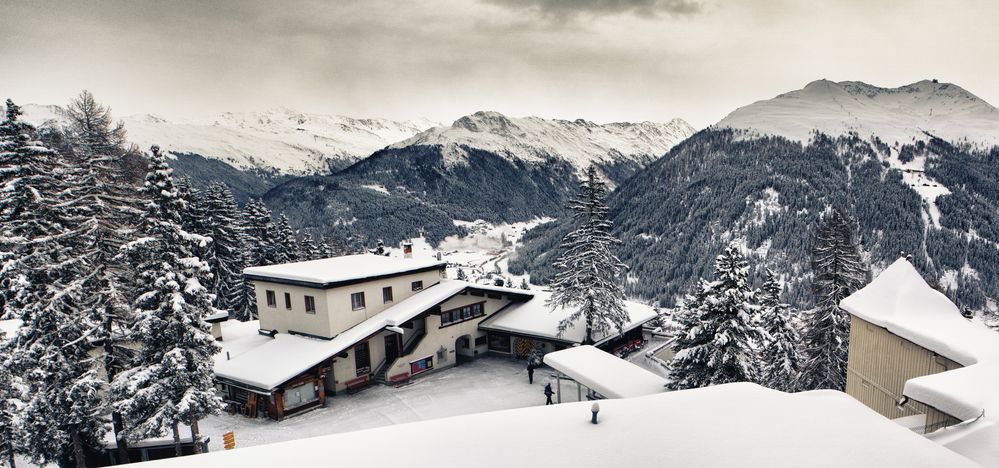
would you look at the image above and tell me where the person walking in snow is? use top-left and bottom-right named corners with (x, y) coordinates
top-left (527, 362), bottom-right (535, 384)
top-left (544, 383), bottom-right (555, 405)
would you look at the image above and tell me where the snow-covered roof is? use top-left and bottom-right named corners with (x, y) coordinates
top-left (141, 383), bottom-right (977, 468)
top-left (543, 345), bottom-right (666, 398)
top-left (215, 280), bottom-right (493, 390)
top-left (479, 290), bottom-right (656, 345)
top-left (927, 419), bottom-right (999, 467)
top-left (0, 319), bottom-right (21, 337)
top-left (840, 258), bottom-right (999, 367)
top-left (840, 258), bottom-right (999, 466)
top-left (243, 254), bottom-right (445, 287)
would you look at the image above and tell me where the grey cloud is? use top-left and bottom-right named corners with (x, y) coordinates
top-left (484, 0), bottom-right (703, 18)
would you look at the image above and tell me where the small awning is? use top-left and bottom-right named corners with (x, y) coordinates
top-left (543, 345), bottom-right (666, 399)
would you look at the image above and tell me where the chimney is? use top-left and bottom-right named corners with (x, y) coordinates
top-left (402, 240), bottom-right (413, 259)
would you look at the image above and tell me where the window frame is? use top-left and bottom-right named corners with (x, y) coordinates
top-left (382, 286), bottom-right (394, 304)
top-left (411, 280), bottom-right (423, 291)
top-left (265, 290), bottom-right (277, 308)
top-left (440, 302), bottom-right (485, 327)
top-left (284, 292), bottom-right (292, 310)
top-left (351, 292), bottom-right (366, 311)
top-left (304, 295), bottom-right (316, 314)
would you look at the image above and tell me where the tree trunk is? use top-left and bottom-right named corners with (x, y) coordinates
top-left (190, 420), bottom-right (203, 454)
top-left (71, 432), bottom-right (86, 468)
top-left (172, 423), bottom-right (182, 458)
top-left (7, 451), bottom-right (15, 468)
top-left (111, 411), bottom-right (131, 463)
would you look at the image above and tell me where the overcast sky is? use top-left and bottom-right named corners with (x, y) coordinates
top-left (2, 0), bottom-right (997, 128)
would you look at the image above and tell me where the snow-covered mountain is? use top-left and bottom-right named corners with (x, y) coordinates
top-left (20, 105), bottom-right (438, 175)
top-left (391, 111), bottom-right (695, 171)
top-left (717, 79), bottom-right (999, 146)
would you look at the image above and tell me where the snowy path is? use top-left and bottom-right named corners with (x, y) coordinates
top-left (200, 357), bottom-right (581, 451)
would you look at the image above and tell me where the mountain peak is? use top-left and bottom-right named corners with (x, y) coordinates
top-left (451, 111), bottom-right (517, 134)
top-left (717, 79), bottom-right (999, 145)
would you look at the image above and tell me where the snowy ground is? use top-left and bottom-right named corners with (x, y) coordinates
top-left (199, 357), bottom-right (583, 451)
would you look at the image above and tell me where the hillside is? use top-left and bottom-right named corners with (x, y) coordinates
top-left (513, 80), bottom-right (999, 320)
top-left (263, 111), bottom-right (694, 246)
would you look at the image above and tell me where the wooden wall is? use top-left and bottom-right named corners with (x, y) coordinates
top-left (845, 316), bottom-right (961, 433)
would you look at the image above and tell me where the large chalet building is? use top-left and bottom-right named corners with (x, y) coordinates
top-left (213, 253), bottom-right (655, 420)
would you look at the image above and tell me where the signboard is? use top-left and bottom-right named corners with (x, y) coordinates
top-left (410, 356), bottom-right (433, 375)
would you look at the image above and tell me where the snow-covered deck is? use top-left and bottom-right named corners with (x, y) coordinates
top-left (543, 345), bottom-right (666, 399)
top-left (243, 253), bottom-right (444, 285)
top-left (840, 258), bottom-right (999, 465)
top-left (147, 383), bottom-right (977, 468)
top-left (479, 290), bottom-right (656, 344)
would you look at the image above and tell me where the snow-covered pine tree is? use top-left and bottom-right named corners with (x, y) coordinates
top-left (798, 208), bottom-right (868, 391)
top-left (456, 268), bottom-right (468, 281)
top-left (201, 182), bottom-right (246, 315)
top-left (63, 91), bottom-right (145, 462)
top-left (299, 232), bottom-right (320, 260)
top-left (0, 343), bottom-right (20, 468)
top-left (757, 269), bottom-right (802, 392)
top-left (275, 213), bottom-right (299, 263)
top-left (667, 245), bottom-right (763, 390)
top-left (239, 199), bottom-right (283, 320)
top-left (520, 278), bottom-right (530, 290)
top-left (546, 165), bottom-right (628, 344)
top-left (0, 100), bottom-right (107, 468)
top-left (112, 146), bottom-right (222, 456)
top-left (317, 234), bottom-right (336, 259)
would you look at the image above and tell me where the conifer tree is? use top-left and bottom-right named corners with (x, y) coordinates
top-left (799, 208), bottom-right (868, 391)
top-left (456, 268), bottom-right (468, 281)
top-left (112, 146), bottom-right (222, 456)
top-left (0, 100), bottom-right (106, 468)
top-left (201, 182), bottom-right (246, 314)
top-left (275, 214), bottom-right (299, 263)
top-left (668, 245), bottom-right (764, 390)
top-left (299, 232), bottom-right (319, 260)
top-left (757, 269), bottom-right (802, 392)
top-left (0, 338), bottom-right (19, 468)
top-left (239, 199), bottom-right (281, 320)
top-left (63, 91), bottom-right (144, 462)
top-left (317, 234), bottom-right (336, 259)
top-left (547, 165), bottom-right (628, 343)
top-left (520, 278), bottom-right (530, 290)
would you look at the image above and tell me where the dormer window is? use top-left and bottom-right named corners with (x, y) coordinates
top-left (351, 292), bottom-right (366, 310)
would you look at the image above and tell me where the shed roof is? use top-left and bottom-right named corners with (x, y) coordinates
top-left (543, 345), bottom-right (666, 398)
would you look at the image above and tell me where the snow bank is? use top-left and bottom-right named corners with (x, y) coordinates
top-left (0, 319), bottom-right (21, 337)
top-left (243, 254), bottom-right (444, 285)
top-left (141, 383), bottom-right (976, 468)
top-left (479, 290), bottom-right (656, 345)
top-left (543, 345), bottom-right (665, 398)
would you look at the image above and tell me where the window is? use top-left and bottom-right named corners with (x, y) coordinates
top-left (265, 290), bottom-right (277, 308)
top-left (488, 334), bottom-right (511, 353)
top-left (440, 302), bottom-right (485, 326)
top-left (474, 335), bottom-right (487, 347)
top-left (284, 292), bottom-right (292, 310)
top-left (351, 292), bottom-right (366, 310)
top-left (382, 286), bottom-right (393, 304)
top-left (355, 342), bottom-right (371, 375)
top-left (411, 280), bottom-right (423, 291)
top-left (304, 295), bottom-right (316, 314)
